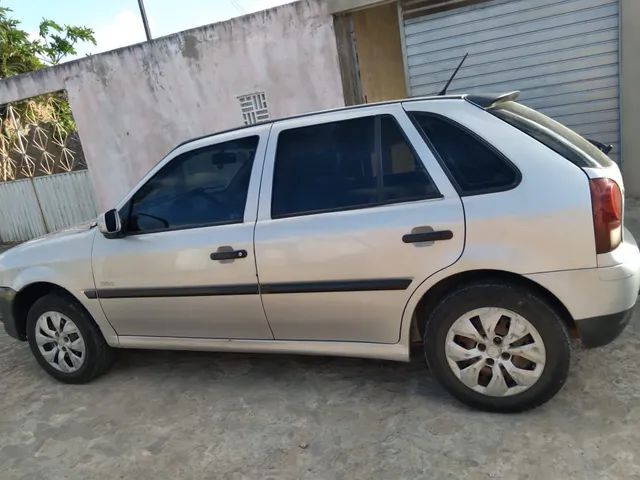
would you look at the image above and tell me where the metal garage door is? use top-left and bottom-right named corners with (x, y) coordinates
top-left (402, 0), bottom-right (620, 161)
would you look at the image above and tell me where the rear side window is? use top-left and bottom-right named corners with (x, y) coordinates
top-left (410, 112), bottom-right (519, 195)
top-left (490, 101), bottom-right (614, 169)
top-left (271, 115), bottom-right (439, 218)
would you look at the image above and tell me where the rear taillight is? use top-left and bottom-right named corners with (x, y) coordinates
top-left (589, 178), bottom-right (622, 254)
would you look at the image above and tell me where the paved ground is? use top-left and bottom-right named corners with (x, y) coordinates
top-left (2, 202), bottom-right (640, 479)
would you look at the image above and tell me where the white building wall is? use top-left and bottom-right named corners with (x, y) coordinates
top-left (0, 1), bottom-right (346, 209)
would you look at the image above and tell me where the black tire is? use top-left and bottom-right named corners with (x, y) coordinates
top-left (26, 293), bottom-right (114, 383)
top-left (424, 280), bottom-right (570, 412)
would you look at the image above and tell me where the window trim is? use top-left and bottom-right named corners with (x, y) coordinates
top-left (408, 111), bottom-right (522, 197)
top-left (269, 113), bottom-right (443, 220)
top-left (122, 215), bottom-right (244, 237)
top-left (121, 135), bottom-right (260, 236)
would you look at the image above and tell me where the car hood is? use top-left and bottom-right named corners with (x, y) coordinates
top-left (0, 220), bottom-right (96, 263)
top-left (24, 220), bottom-right (95, 245)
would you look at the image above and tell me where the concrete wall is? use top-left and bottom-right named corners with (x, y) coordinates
top-left (352, 2), bottom-right (406, 103)
top-left (0, 1), bottom-right (345, 209)
top-left (333, 14), bottom-right (364, 106)
top-left (620, 0), bottom-right (640, 196)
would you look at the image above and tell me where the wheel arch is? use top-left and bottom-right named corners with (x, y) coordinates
top-left (408, 269), bottom-right (577, 344)
top-left (12, 282), bottom-right (88, 341)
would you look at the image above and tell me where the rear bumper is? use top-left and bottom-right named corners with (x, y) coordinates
top-left (525, 233), bottom-right (640, 348)
top-left (0, 287), bottom-right (20, 340)
top-left (577, 307), bottom-right (635, 348)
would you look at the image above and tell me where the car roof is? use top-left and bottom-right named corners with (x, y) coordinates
top-left (171, 91), bottom-right (520, 152)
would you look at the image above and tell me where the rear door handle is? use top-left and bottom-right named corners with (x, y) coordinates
top-left (402, 230), bottom-right (453, 243)
top-left (210, 248), bottom-right (248, 261)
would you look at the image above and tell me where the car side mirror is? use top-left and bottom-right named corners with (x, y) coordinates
top-left (98, 209), bottom-right (122, 238)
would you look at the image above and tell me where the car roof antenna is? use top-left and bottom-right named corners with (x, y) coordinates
top-left (438, 52), bottom-right (469, 96)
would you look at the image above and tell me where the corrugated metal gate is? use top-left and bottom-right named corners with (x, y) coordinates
top-left (0, 170), bottom-right (97, 243)
top-left (401, 0), bottom-right (621, 161)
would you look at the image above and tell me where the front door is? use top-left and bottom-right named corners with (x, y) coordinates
top-left (254, 104), bottom-right (464, 344)
top-left (92, 126), bottom-right (272, 339)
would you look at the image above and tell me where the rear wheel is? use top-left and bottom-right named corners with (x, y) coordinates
top-left (27, 293), bottom-right (113, 383)
top-left (424, 281), bottom-right (570, 412)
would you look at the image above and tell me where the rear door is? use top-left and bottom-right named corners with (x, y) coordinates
top-left (253, 104), bottom-right (464, 343)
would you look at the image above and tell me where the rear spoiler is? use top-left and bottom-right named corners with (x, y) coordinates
top-left (465, 91), bottom-right (520, 109)
top-left (465, 91), bottom-right (614, 155)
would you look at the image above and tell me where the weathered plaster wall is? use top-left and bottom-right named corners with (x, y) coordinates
top-left (0, 1), bottom-right (345, 209)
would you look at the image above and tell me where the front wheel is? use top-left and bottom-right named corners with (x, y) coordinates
top-left (424, 281), bottom-right (570, 412)
top-left (26, 293), bottom-right (113, 383)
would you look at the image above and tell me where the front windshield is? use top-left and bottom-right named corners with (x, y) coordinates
top-left (490, 101), bottom-right (614, 169)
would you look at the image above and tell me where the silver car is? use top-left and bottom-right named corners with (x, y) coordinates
top-left (1, 92), bottom-right (638, 412)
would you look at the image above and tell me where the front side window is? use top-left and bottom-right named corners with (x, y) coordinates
top-left (271, 115), bottom-right (439, 218)
top-left (127, 136), bottom-right (259, 233)
top-left (410, 112), bottom-right (519, 195)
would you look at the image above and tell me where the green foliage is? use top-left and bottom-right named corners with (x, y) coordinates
top-left (36, 18), bottom-right (96, 65)
top-left (0, 5), bottom-right (96, 77)
top-left (0, 6), bottom-right (41, 77)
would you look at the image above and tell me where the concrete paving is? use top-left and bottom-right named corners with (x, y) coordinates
top-left (2, 202), bottom-right (640, 479)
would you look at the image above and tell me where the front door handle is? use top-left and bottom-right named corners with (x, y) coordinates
top-left (210, 248), bottom-right (248, 261)
top-left (402, 230), bottom-right (453, 243)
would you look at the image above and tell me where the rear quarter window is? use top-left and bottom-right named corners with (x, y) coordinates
top-left (409, 112), bottom-right (520, 196)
